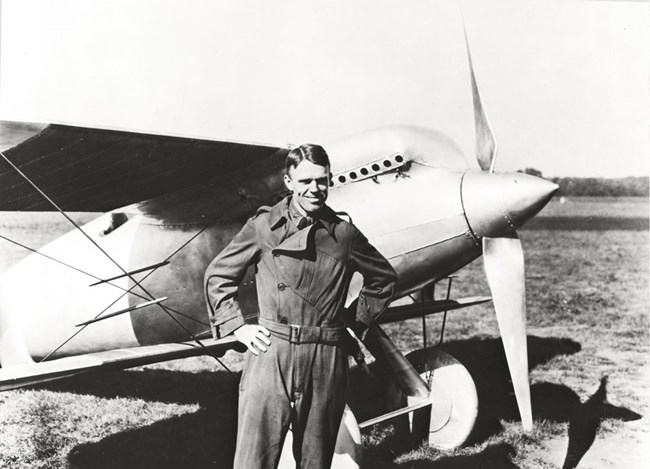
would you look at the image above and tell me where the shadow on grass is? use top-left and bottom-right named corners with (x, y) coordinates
top-left (68, 406), bottom-right (237, 469)
top-left (35, 367), bottom-right (239, 407)
top-left (530, 382), bottom-right (641, 424)
top-left (349, 335), bottom-right (584, 453)
top-left (33, 335), bottom-right (641, 468)
top-left (438, 336), bottom-right (640, 444)
top-left (439, 335), bottom-right (583, 444)
top-left (363, 443), bottom-right (519, 469)
top-left (36, 370), bottom-right (239, 469)
top-left (353, 335), bottom-right (641, 466)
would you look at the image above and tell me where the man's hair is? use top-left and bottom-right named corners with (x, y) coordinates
top-left (285, 144), bottom-right (330, 174)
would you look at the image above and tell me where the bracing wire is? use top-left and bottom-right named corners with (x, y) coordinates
top-left (39, 198), bottom-right (242, 365)
top-left (1, 150), bottom-right (242, 378)
top-left (0, 233), bottom-right (208, 327)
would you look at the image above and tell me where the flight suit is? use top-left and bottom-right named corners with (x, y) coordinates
top-left (205, 196), bottom-right (397, 469)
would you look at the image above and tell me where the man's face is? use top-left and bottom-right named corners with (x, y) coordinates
top-left (283, 160), bottom-right (329, 215)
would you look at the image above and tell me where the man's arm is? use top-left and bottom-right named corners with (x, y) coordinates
top-left (349, 229), bottom-right (398, 339)
top-left (204, 217), bottom-right (260, 338)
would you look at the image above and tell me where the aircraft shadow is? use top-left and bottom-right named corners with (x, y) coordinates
top-left (35, 367), bottom-right (239, 408)
top-left (348, 336), bottom-right (584, 444)
top-left (440, 335), bottom-right (583, 444)
top-left (349, 335), bottom-right (640, 466)
top-left (38, 370), bottom-right (240, 469)
top-left (32, 335), bottom-right (640, 468)
top-left (437, 336), bottom-right (640, 444)
top-left (68, 406), bottom-right (238, 469)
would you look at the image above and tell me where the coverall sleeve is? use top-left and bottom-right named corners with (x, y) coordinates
top-left (204, 217), bottom-right (260, 338)
top-left (349, 229), bottom-right (398, 337)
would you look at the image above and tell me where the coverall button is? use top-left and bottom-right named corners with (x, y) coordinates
top-left (277, 283), bottom-right (286, 291)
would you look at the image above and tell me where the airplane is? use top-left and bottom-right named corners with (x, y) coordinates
top-left (0, 24), bottom-right (557, 468)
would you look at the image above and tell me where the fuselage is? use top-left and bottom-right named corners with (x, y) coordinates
top-left (0, 125), bottom-right (556, 363)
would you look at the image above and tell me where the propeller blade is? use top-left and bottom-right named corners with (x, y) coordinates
top-left (482, 233), bottom-right (533, 431)
top-left (363, 324), bottom-right (430, 399)
top-left (463, 25), bottom-right (498, 173)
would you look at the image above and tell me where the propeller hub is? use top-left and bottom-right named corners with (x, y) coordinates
top-left (461, 171), bottom-right (558, 239)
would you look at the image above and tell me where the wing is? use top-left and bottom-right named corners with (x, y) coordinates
top-left (0, 122), bottom-right (282, 393)
top-left (0, 336), bottom-right (245, 391)
top-left (0, 123), bottom-right (284, 212)
top-left (377, 296), bottom-right (491, 324)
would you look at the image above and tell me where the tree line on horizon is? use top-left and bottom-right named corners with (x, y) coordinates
top-left (517, 168), bottom-right (649, 197)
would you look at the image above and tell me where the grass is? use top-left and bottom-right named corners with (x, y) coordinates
top-left (0, 197), bottom-right (648, 468)
top-left (534, 196), bottom-right (648, 219)
top-left (0, 212), bottom-right (98, 271)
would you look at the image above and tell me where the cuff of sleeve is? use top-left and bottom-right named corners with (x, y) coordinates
top-left (209, 299), bottom-right (246, 339)
top-left (217, 315), bottom-right (246, 338)
top-left (355, 296), bottom-right (376, 330)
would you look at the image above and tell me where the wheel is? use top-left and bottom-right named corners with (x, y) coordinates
top-left (392, 348), bottom-right (478, 450)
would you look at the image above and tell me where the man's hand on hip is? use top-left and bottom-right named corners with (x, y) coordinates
top-left (234, 324), bottom-right (271, 355)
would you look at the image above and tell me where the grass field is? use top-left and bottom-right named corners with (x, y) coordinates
top-left (0, 197), bottom-right (648, 468)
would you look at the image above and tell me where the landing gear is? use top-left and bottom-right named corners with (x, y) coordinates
top-left (391, 348), bottom-right (478, 450)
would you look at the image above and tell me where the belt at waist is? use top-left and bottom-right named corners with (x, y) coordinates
top-left (258, 317), bottom-right (345, 345)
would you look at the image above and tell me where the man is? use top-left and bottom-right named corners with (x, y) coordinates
top-left (205, 144), bottom-right (397, 469)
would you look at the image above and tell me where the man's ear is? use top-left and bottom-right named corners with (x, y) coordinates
top-left (283, 174), bottom-right (292, 192)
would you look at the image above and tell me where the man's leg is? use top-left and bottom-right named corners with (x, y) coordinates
top-left (234, 344), bottom-right (293, 469)
top-left (292, 344), bottom-right (347, 469)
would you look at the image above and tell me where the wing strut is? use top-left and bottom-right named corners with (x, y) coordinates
top-left (75, 297), bottom-right (168, 327)
top-left (438, 276), bottom-right (455, 345)
top-left (88, 260), bottom-right (171, 286)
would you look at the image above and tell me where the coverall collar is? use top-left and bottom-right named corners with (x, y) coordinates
top-left (268, 197), bottom-right (339, 254)
top-left (269, 196), bottom-right (338, 238)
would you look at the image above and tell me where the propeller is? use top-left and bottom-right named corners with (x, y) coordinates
top-left (464, 25), bottom-right (534, 431)
top-left (483, 233), bottom-right (533, 430)
top-left (463, 24), bottom-right (497, 173)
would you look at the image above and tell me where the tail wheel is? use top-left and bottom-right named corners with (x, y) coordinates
top-left (392, 348), bottom-right (478, 449)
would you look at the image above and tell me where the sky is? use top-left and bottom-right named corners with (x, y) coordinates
top-left (0, 0), bottom-right (647, 178)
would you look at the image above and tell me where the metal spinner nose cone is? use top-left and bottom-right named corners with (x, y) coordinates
top-left (461, 171), bottom-right (558, 239)
top-left (505, 173), bottom-right (559, 227)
